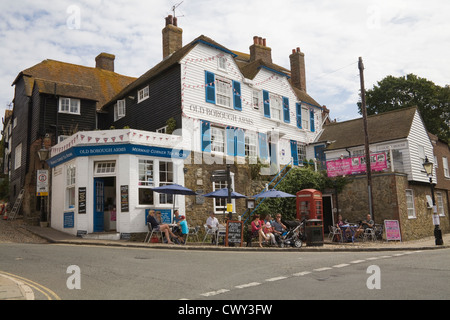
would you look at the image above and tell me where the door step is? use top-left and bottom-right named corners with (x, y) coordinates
top-left (81, 232), bottom-right (120, 240)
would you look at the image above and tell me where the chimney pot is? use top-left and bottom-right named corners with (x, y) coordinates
top-left (162, 15), bottom-right (183, 58)
top-left (250, 36), bottom-right (272, 63)
top-left (292, 49), bottom-right (296, 54)
top-left (296, 47), bottom-right (301, 53)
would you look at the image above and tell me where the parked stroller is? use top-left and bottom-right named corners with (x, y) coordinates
top-left (278, 219), bottom-right (306, 248)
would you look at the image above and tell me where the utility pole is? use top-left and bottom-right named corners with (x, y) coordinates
top-left (226, 164), bottom-right (232, 221)
top-left (358, 57), bottom-right (374, 222)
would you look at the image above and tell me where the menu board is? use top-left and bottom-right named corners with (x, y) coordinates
top-left (120, 185), bottom-right (129, 212)
top-left (225, 221), bottom-right (243, 247)
top-left (384, 220), bottom-right (401, 241)
top-left (78, 187), bottom-right (86, 214)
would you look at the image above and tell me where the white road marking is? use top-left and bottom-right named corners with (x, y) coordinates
top-left (350, 260), bottom-right (366, 264)
top-left (293, 271), bottom-right (311, 276)
top-left (313, 267), bottom-right (333, 272)
top-left (333, 263), bottom-right (350, 268)
top-left (266, 276), bottom-right (287, 282)
top-left (235, 282), bottom-right (261, 289)
top-left (200, 289), bottom-right (230, 297)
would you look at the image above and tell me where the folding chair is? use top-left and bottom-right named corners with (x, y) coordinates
top-left (185, 226), bottom-right (200, 244)
top-left (144, 222), bottom-right (164, 243)
top-left (363, 227), bottom-right (376, 241)
top-left (203, 224), bottom-right (218, 243)
top-left (329, 226), bottom-right (343, 242)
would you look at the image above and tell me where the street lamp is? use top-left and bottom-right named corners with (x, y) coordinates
top-left (37, 141), bottom-right (50, 226)
top-left (422, 156), bottom-right (444, 245)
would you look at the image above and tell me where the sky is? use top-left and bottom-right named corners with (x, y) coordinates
top-left (0, 0), bottom-right (449, 129)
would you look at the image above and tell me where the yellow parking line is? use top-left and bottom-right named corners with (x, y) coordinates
top-left (0, 271), bottom-right (61, 300)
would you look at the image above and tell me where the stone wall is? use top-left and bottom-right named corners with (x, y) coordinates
top-left (183, 158), bottom-right (268, 228)
top-left (337, 172), bottom-right (450, 241)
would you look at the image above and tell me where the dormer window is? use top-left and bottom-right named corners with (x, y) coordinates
top-left (59, 97), bottom-right (80, 115)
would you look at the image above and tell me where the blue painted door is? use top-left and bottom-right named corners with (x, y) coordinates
top-left (94, 178), bottom-right (104, 232)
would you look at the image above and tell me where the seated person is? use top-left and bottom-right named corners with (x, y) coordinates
top-left (260, 222), bottom-right (276, 247)
top-left (176, 215), bottom-right (189, 244)
top-left (354, 214), bottom-right (374, 238)
top-left (147, 210), bottom-right (179, 245)
top-left (272, 214), bottom-right (287, 243)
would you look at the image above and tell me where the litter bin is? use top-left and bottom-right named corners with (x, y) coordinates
top-left (305, 219), bottom-right (324, 246)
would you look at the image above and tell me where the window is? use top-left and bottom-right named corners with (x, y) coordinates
top-left (297, 143), bottom-right (307, 166)
top-left (95, 161), bottom-right (116, 175)
top-left (216, 77), bottom-right (232, 108)
top-left (59, 97), bottom-right (80, 115)
top-left (302, 108), bottom-right (309, 130)
top-left (270, 94), bottom-right (282, 121)
top-left (114, 99), bottom-right (126, 121)
top-left (252, 90), bottom-right (260, 110)
top-left (218, 56), bottom-right (227, 71)
top-left (156, 126), bottom-right (168, 134)
top-left (66, 165), bottom-right (76, 209)
top-left (245, 132), bottom-right (257, 159)
top-left (159, 161), bottom-right (174, 204)
top-left (138, 86), bottom-right (149, 103)
top-left (417, 145), bottom-right (425, 167)
top-left (406, 189), bottom-right (416, 218)
top-left (138, 160), bottom-right (154, 205)
top-left (436, 192), bottom-right (446, 216)
top-left (211, 126), bottom-right (225, 153)
top-left (443, 157), bottom-right (449, 178)
top-left (14, 143), bottom-right (22, 170)
top-left (213, 175), bottom-right (235, 214)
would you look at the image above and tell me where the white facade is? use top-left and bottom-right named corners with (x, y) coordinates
top-left (49, 129), bottom-right (188, 236)
top-left (179, 42), bottom-right (323, 168)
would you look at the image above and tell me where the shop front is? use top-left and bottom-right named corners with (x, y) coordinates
top-left (47, 129), bottom-right (189, 237)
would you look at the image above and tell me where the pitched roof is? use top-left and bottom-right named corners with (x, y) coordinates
top-left (102, 34), bottom-right (322, 110)
top-left (13, 59), bottom-right (136, 109)
top-left (318, 107), bottom-right (418, 150)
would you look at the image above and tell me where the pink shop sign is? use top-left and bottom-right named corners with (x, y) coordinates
top-left (326, 153), bottom-right (387, 177)
top-left (384, 220), bottom-right (402, 241)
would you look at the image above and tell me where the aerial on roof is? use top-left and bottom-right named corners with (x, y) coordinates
top-left (13, 59), bottom-right (136, 110)
top-left (318, 107), bottom-right (419, 150)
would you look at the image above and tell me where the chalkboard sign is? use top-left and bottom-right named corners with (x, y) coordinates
top-left (64, 212), bottom-right (74, 229)
top-left (225, 221), bottom-right (243, 247)
top-left (78, 187), bottom-right (86, 214)
top-left (121, 185), bottom-right (129, 212)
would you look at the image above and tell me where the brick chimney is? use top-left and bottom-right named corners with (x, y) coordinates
top-left (95, 52), bottom-right (115, 72)
top-left (162, 15), bottom-right (183, 59)
top-left (289, 47), bottom-right (306, 92)
top-left (249, 36), bottom-right (272, 64)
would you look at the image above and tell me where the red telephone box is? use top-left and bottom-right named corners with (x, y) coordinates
top-left (296, 189), bottom-right (323, 221)
top-left (296, 189), bottom-right (324, 246)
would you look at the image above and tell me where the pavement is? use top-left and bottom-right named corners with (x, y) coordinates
top-left (1, 225), bottom-right (449, 300)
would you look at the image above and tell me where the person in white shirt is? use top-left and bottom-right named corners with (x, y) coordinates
top-left (206, 212), bottom-right (219, 244)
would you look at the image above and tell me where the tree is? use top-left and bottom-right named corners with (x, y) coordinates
top-left (358, 74), bottom-right (450, 143)
top-left (251, 167), bottom-right (349, 221)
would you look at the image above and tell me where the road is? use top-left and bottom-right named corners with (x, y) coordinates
top-left (1, 243), bottom-right (449, 301)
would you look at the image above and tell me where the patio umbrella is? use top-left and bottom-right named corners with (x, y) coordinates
top-left (252, 188), bottom-right (296, 198)
top-left (151, 184), bottom-right (197, 213)
top-left (202, 188), bottom-right (247, 199)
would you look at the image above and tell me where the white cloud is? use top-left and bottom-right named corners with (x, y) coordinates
top-left (0, 0), bottom-right (449, 126)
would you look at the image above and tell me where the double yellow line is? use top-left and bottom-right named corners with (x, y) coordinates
top-left (0, 271), bottom-right (61, 300)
